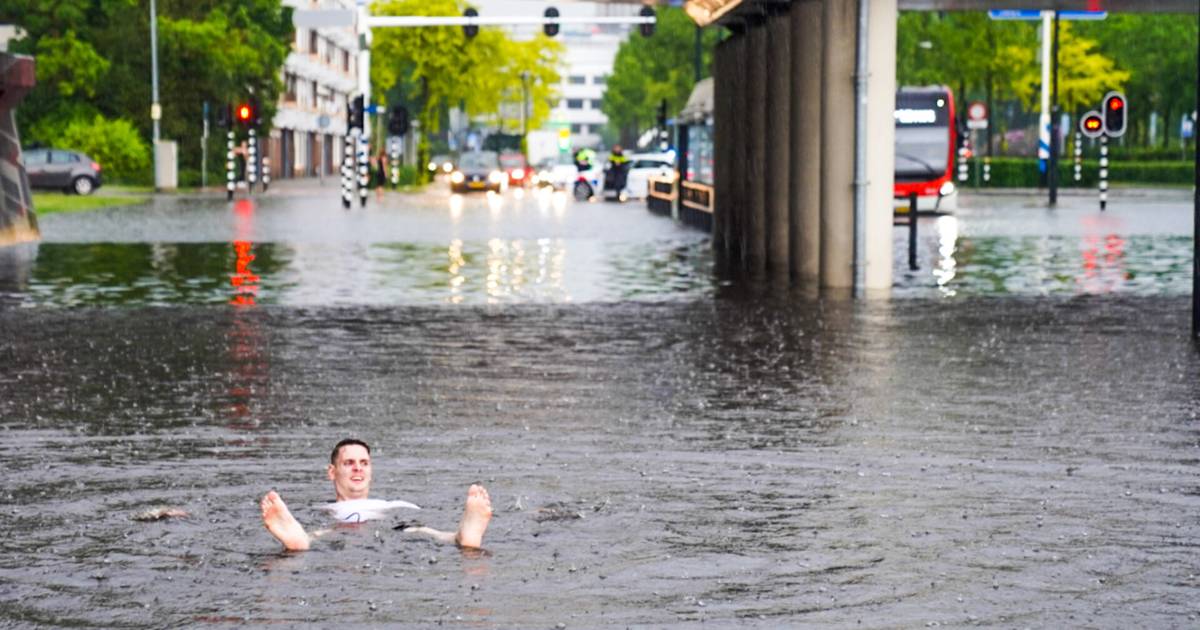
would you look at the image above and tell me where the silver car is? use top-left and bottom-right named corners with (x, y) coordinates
top-left (23, 148), bottom-right (103, 195)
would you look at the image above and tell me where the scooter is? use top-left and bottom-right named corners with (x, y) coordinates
top-left (572, 164), bottom-right (603, 201)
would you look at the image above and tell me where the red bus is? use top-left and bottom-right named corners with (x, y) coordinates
top-left (894, 86), bottom-right (958, 211)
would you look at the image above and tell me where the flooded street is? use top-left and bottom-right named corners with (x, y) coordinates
top-left (1, 183), bottom-right (1198, 627)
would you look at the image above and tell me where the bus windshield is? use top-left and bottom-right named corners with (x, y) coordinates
top-left (894, 89), bottom-right (952, 183)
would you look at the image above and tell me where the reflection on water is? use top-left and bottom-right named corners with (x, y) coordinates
top-left (0, 228), bottom-right (1193, 307)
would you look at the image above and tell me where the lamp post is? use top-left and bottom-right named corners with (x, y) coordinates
top-left (520, 70), bottom-right (530, 137)
top-left (150, 0), bottom-right (161, 188)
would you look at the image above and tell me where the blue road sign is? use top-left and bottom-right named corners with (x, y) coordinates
top-left (989, 10), bottom-right (1106, 20)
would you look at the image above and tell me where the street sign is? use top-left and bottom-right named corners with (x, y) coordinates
top-left (988, 10), bottom-right (1106, 20)
top-left (966, 101), bottom-right (988, 130)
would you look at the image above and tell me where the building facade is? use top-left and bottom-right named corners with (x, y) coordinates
top-left (269, 0), bottom-right (359, 180)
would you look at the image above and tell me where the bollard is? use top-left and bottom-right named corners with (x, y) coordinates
top-left (341, 133), bottom-right (354, 209)
top-left (983, 156), bottom-right (991, 185)
top-left (390, 144), bottom-right (399, 189)
top-left (226, 130), bottom-right (236, 201)
top-left (1073, 131), bottom-right (1082, 183)
top-left (1099, 135), bottom-right (1108, 211)
top-left (262, 156), bottom-right (270, 192)
top-left (247, 129), bottom-right (258, 192)
top-left (908, 191), bottom-right (919, 271)
top-left (357, 132), bottom-right (369, 208)
top-left (957, 145), bottom-right (968, 183)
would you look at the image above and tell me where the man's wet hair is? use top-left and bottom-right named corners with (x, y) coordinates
top-left (330, 438), bottom-right (371, 464)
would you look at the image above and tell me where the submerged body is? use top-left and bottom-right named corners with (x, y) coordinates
top-left (318, 498), bottom-right (421, 523)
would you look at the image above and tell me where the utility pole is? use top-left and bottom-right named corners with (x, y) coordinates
top-left (1049, 10), bottom-right (1060, 205)
top-left (149, 0), bottom-right (161, 188)
top-left (520, 70), bottom-right (530, 137)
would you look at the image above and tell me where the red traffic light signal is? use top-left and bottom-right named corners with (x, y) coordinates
top-left (237, 104), bottom-right (252, 122)
top-left (1079, 111), bottom-right (1104, 138)
top-left (1102, 91), bottom-right (1127, 137)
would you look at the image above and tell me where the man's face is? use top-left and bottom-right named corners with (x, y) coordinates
top-left (327, 444), bottom-right (371, 501)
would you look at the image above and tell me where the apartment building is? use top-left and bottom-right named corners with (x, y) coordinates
top-left (269, 0), bottom-right (359, 180)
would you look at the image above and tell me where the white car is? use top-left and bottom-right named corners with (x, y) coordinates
top-left (620, 152), bottom-right (675, 200)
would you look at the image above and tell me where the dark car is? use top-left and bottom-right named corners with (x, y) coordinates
top-left (499, 152), bottom-right (530, 187)
top-left (23, 148), bottom-right (102, 195)
top-left (449, 151), bottom-right (504, 193)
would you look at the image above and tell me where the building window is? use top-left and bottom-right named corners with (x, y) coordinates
top-left (590, 99), bottom-right (602, 110)
top-left (343, 50), bottom-right (350, 73)
top-left (309, 30), bottom-right (319, 54)
top-left (311, 80), bottom-right (319, 108)
top-left (568, 75), bottom-right (587, 85)
top-left (570, 124), bottom-right (582, 133)
top-left (594, 74), bottom-right (608, 85)
top-left (566, 99), bottom-right (584, 109)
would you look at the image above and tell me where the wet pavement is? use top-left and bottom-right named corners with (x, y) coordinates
top-left (0, 181), bottom-right (1197, 628)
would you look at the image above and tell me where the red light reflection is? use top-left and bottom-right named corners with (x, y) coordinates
top-left (231, 240), bottom-right (260, 306)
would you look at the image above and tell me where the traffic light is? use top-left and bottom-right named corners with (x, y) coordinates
top-left (543, 7), bottom-right (559, 37)
top-left (388, 105), bottom-right (409, 136)
top-left (1103, 91), bottom-right (1127, 137)
top-left (235, 102), bottom-right (255, 127)
top-left (639, 6), bottom-right (655, 37)
top-left (657, 99), bottom-right (667, 130)
top-left (217, 103), bottom-right (232, 128)
top-left (1079, 110), bottom-right (1104, 139)
top-left (463, 8), bottom-right (478, 39)
top-left (348, 95), bottom-right (364, 131)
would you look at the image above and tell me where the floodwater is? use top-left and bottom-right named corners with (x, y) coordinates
top-left (0, 183), bottom-right (1197, 627)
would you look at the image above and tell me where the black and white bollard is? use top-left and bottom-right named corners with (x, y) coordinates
top-left (262, 155), bottom-right (270, 193)
top-left (983, 156), bottom-right (991, 185)
top-left (1073, 131), bottom-right (1083, 183)
top-left (957, 143), bottom-right (969, 183)
top-left (1099, 135), bottom-right (1108, 211)
top-left (226, 130), bottom-right (236, 201)
top-left (390, 142), bottom-right (400, 189)
top-left (247, 129), bottom-right (258, 193)
top-left (341, 133), bottom-right (355, 209)
top-left (357, 132), bottom-right (369, 207)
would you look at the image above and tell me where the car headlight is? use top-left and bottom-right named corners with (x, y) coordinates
top-left (488, 170), bottom-right (504, 184)
top-left (939, 181), bottom-right (956, 197)
top-left (450, 171), bottom-right (465, 184)
top-left (512, 168), bottom-right (524, 180)
top-left (442, 162), bottom-right (453, 173)
top-left (428, 162), bottom-right (437, 171)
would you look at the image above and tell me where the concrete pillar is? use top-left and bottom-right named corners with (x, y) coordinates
top-left (863, 0), bottom-right (898, 292)
top-left (729, 33), bottom-right (748, 263)
top-left (746, 24), bottom-right (768, 272)
top-left (712, 38), bottom-right (730, 253)
top-left (820, 0), bottom-right (857, 289)
top-left (790, 1), bottom-right (822, 286)
top-left (765, 13), bottom-right (791, 276)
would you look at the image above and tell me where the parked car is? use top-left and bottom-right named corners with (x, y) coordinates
top-left (23, 148), bottom-right (102, 195)
top-left (449, 151), bottom-right (505, 193)
top-left (499, 152), bottom-right (531, 187)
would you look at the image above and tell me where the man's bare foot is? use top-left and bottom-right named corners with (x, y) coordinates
top-left (454, 484), bottom-right (493, 549)
top-left (260, 491), bottom-right (311, 551)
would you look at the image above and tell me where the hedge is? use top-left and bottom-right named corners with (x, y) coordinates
top-left (966, 157), bottom-right (1193, 188)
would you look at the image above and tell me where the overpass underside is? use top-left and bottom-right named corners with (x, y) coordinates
top-left (701, 0), bottom-right (1195, 292)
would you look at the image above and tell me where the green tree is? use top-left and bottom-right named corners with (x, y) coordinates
top-left (2, 0), bottom-right (292, 184)
top-left (603, 7), bottom-right (719, 146)
top-left (1077, 14), bottom-right (1198, 147)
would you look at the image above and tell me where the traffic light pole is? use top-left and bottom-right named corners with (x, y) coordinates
top-left (1048, 11), bottom-right (1060, 206)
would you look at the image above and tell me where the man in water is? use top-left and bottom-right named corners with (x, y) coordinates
top-left (260, 439), bottom-right (493, 551)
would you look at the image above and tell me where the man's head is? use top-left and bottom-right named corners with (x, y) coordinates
top-left (328, 439), bottom-right (372, 501)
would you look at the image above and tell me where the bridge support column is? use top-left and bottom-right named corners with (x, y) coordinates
top-left (790, 0), bottom-right (822, 286)
top-left (863, 0), bottom-right (897, 291)
top-left (0, 53), bottom-right (37, 247)
top-left (765, 14), bottom-right (791, 277)
top-left (820, 0), bottom-right (857, 289)
top-left (746, 21), bottom-right (768, 273)
top-left (728, 33), bottom-right (748, 264)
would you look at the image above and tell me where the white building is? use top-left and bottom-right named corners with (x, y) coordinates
top-left (270, 0), bottom-right (359, 180)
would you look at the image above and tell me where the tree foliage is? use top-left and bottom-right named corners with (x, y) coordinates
top-left (602, 7), bottom-right (719, 145)
top-left (896, 11), bottom-right (1194, 148)
top-left (1, 0), bottom-right (293, 183)
top-left (370, 0), bottom-right (563, 136)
